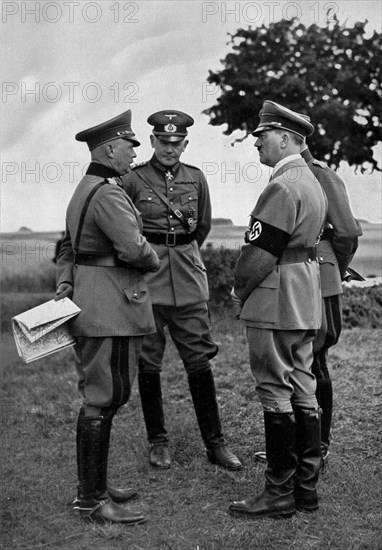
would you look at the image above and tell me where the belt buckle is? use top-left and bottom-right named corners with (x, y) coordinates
top-left (166, 232), bottom-right (176, 246)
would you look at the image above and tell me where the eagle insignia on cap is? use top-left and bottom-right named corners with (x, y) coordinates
top-left (165, 124), bottom-right (177, 133)
top-left (147, 110), bottom-right (194, 142)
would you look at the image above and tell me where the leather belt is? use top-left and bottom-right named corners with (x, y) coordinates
top-left (143, 231), bottom-right (196, 247)
top-left (279, 247), bottom-right (317, 264)
top-left (75, 253), bottom-right (127, 267)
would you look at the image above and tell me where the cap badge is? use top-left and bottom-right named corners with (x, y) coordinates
top-left (164, 124), bottom-right (177, 133)
top-left (164, 114), bottom-right (177, 120)
top-left (248, 221), bottom-right (262, 241)
top-left (117, 130), bottom-right (132, 136)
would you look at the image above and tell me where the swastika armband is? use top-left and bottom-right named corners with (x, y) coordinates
top-left (244, 218), bottom-right (290, 257)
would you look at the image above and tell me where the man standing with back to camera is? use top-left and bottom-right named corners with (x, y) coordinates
top-left (229, 101), bottom-right (327, 519)
top-left (121, 110), bottom-right (242, 471)
top-left (55, 109), bottom-right (160, 524)
top-left (301, 132), bottom-right (362, 467)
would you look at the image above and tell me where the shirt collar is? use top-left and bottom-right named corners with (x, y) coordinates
top-left (272, 154), bottom-right (302, 177)
top-left (150, 154), bottom-right (180, 176)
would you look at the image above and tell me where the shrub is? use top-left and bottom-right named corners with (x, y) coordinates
top-left (202, 249), bottom-right (382, 328)
top-left (202, 248), bottom-right (239, 311)
top-left (342, 285), bottom-right (382, 328)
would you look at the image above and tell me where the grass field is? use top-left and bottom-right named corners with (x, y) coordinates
top-left (1, 227), bottom-right (381, 549)
top-left (1, 324), bottom-right (381, 550)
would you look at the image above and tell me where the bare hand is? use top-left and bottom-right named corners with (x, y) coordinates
top-left (230, 287), bottom-right (242, 319)
top-left (54, 282), bottom-right (73, 301)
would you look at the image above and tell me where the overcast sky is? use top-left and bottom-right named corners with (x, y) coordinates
top-left (1, 0), bottom-right (381, 232)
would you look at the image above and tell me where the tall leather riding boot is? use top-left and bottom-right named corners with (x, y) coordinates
top-left (76, 409), bottom-right (146, 524)
top-left (138, 371), bottom-right (171, 468)
top-left (316, 378), bottom-right (333, 463)
top-left (72, 409), bottom-right (137, 507)
top-left (97, 408), bottom-right (139, 503)
top-left (294, 407), bottom-right (321, 512)
top-left (229, 412), bottom-right (297, 519)
top-left (188, 369), bottom-right (242, 471)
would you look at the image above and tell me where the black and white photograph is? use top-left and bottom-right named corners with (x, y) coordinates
top-left (1, 1), bottom-right (381, 548)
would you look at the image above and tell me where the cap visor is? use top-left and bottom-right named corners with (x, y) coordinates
top-left (252, 125), bottom-right (274, 136)
top-left (122, 137), bottom-right (140, 147)
top-left (154, 133), bottom-right (186, 143)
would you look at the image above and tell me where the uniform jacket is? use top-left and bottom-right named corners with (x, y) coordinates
top-left (302, 148), bottom-right (362, 297)
top-left (238, 158), bottom-right (327, 330)
top-left (56, 164), bottom-right (160, 337)
top-left (120, 156), bottom-right (211, 307)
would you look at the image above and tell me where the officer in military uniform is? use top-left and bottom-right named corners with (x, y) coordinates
top-left (55, 109), bottom-right (160, 523)
top-left (121, 110), bottom-right (242, 471)
top-left (229, 101), bottom-right (327, 519)
top-left (253, 128), bottom-right (363, 469)
top-left (301, 137), bottom-right (362, 466)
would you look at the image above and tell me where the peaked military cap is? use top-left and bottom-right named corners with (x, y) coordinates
top-left (148, 110), bottom-right (194, 142)
top-left (252, 101), bottom-right (314, 138)
top-left (75, 109), bottom-right (140, 150)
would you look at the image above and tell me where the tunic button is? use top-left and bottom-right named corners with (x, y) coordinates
top-left (320, 257), bottom-right (324, 261)
top-left (169, 215), bottom-right (173, 219)
top-left (189, 196), bottom-right (192, 200)
top-left (169, 187), bottom-right (174, 191)
top-left (308, 258), bottom-right (311, 263)
top-left (148, 197), bottom-right (152, 201)
top-left (133, 292), bottom-right (138, 297)
top-left (171, 227), bottom-right (174, 231)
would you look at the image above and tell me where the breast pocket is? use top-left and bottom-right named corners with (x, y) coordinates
top-left (180, 191), bottom-right (198, 223)
top-left (138, 193), bottom-right (162, 219)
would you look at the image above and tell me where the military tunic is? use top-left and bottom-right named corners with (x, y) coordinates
top-left (121, 156), bottom-right (217, 372)
top-left (302, 147), bottom-right (362, 385)
top-left (235, 158), bottom-right (327, 411)
top-left (121, 156), bottom-right (210, 306)
top-left (56, 163), bottom-right (160, 410)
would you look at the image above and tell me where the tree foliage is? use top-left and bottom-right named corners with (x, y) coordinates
top-left (203, 17), bottom-right (382, 172)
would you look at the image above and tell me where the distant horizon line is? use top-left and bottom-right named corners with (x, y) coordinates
top-left (1, 218), bottom-right (380, 236)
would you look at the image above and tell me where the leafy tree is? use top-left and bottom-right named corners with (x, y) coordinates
top-left (203, 17), bottom-right (382, 172)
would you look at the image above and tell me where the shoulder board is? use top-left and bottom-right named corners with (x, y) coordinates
top-left (131, 161), bottom-right (148, 170)
top-left (312, 159), bottom-right (327, 169)
top-left (107, 177), bottom-right (118, 185)
top-left (182, 162), bottom-right (202, 171)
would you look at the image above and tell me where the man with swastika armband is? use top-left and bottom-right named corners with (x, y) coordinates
top-left (229, 101), bottom-right (327, 520)
top-left (55, 109), bottom-right (160, 524)
top-left (253, 120), bottom-right (362, 470)
top-left (121, 110), bottom-right (242, 472)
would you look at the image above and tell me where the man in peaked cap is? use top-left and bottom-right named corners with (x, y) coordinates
top-left (121, 110), bottom-right (242, 472)
top-left (55, 109), bottom-right (160, 523)
top-left (229, 100), bottom-right (327, 519)
top-left (300, 117), bottom-right (362, 468)
top-left (253, 110), bottom-right (363, 470)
